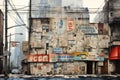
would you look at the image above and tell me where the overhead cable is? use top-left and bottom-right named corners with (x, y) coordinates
top-left (8, 0), bottom-right (26, 24)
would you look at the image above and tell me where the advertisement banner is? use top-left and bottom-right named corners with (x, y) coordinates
top-left (68, 19), bottom-right (74, 31)
top-left (58, 54), bottom-right (74, 62)
top-left (74, 52), bottom-right (89, 60)
top-left (74, 52), bottom-right (104, 61)
top-left (27, 54), bottom-right (49, 62)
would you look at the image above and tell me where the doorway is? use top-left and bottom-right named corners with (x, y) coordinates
top-left (87, 61), bottom-right (92, 74)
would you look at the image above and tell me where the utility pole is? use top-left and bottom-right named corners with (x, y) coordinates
top-left (107, 0), bottom-right (109, 23)
top-left (27, 0), bottom-right (32, 74)
top-left (105, 0), bottom-right (109, 23)
top-left (4, 0), bottom-right (8, 76)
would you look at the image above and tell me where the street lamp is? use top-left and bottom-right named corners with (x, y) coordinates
top-left (7, 33), bottom-right (23, 73)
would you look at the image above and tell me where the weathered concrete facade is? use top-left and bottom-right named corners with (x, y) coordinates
top-left (21, 3), bottom-right (111, 75)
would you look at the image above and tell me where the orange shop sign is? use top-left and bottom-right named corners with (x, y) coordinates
top-left (27, 54), bottom-right (49, 62)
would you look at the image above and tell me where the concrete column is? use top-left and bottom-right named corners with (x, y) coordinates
top-left (92, 62), bottom-right (95, 74)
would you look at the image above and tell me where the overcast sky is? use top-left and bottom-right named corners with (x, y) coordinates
top-left (62, 0), bottom-right (105, 8)
top-left (83, 0), bottom-right (105, 22)
top-left (83, 0), bottom-right (104, 8)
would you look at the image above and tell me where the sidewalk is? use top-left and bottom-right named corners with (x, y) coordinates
top-left (0, 74), bottom-right (120, 78)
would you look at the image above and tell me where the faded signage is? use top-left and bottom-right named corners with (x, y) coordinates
top-left (68, 19), bottom-right (74, 31)
top-left (74, 52), bottom-right (89, 60)
top-left (53, 47), bottom-right (63, 53)
top-left (58, 54), bottom-right (74, 62)
top-left (79, 26), bottom-right (98, 34)
top-left (74, 52), bottom-right (104, 61)
top-left (27, 54), bottom-right (49, 62)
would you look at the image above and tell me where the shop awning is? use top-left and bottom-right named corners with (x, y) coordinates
top-left (109, 46), bottom-right (120, 60)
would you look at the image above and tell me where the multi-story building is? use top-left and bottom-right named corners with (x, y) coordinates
top-left (108, 0), bottom-right (120, 74)
top-left (0, 9), bottom-right (4, 74)
top-left (22, 0), bottom-right (110, 75)
top-left (103, 0), bottom-right (120, 74)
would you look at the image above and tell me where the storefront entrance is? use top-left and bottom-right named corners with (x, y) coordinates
top-left (87, 61), bottom-right (93, 74)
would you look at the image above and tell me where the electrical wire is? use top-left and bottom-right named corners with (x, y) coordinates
top-left (9, 0), bottom-right (26, 24)
top-left (8, 11), bottom-right (28, 32)
top-left (6, 6), bottom-right (120, 14)
top-left (13, 6), bottom-right (29, 11)
top-left (2, 0), bottom-right (29, 32)
top-left (8, 8), bottom-right (23, 25)
top-left (8, 0), bottom-right (26, 24)
top-left (7, 9), bottom-right (28, 32)
top-left (8, 12), bottom-right (22, 25)
top-left (0, 2), bottom-right (119, 14)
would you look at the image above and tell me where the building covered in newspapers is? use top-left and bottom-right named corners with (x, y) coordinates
top-left (22, 0), bottom-right (110, 75)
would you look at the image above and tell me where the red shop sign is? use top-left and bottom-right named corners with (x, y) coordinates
top-left (27, 54), bottom-right (49, 62)
top-left (109, 46), bottom-right (120, 60)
